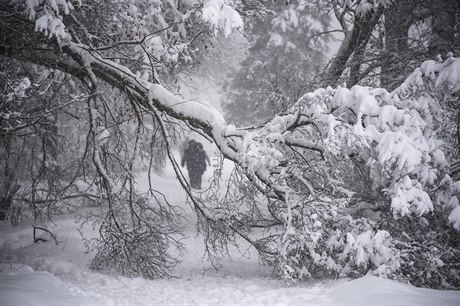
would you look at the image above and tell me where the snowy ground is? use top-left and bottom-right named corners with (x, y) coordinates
top-left (1, 148), bottom-right (460, 306)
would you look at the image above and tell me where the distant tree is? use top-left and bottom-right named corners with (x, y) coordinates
top-left (176, 32), bottom-right (249, 108)
top-left (222, 0), bottom-right (332, 125)
top-left (318, 0), bottom-right (460, 89)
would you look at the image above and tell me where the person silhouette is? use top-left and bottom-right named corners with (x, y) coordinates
top-left (181, 140), bottom-right (210, 189)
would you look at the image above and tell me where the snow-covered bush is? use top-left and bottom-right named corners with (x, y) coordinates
top-left (274, 55), bottom-right (460, 287)
top-left (215, 55), bottom-right (460, 288)
top-left (277, 196), bottom-right (400, 281)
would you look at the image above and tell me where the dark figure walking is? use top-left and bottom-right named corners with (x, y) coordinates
top-left (181, 140), bottom-right (210, 189)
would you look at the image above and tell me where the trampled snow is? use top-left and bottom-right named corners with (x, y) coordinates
top-left (1, 149), bottom-right (459, 306)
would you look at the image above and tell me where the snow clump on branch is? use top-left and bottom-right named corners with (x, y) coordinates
top-left (26, 0), bottom-right (75, 41)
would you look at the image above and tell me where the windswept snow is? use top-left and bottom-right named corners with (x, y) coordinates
top-left (1, 149), bottom-right (460, 306)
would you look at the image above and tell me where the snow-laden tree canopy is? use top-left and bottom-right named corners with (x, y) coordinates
top-left (1, 0), bottom-right (459, 288)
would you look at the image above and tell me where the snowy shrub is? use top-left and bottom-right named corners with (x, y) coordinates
top-left (216, 55), bottom-right (460, 288)
top-left (276, 196), bottom-right (400, 281)
top-left (272, 55), bottom-right (460, 287)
